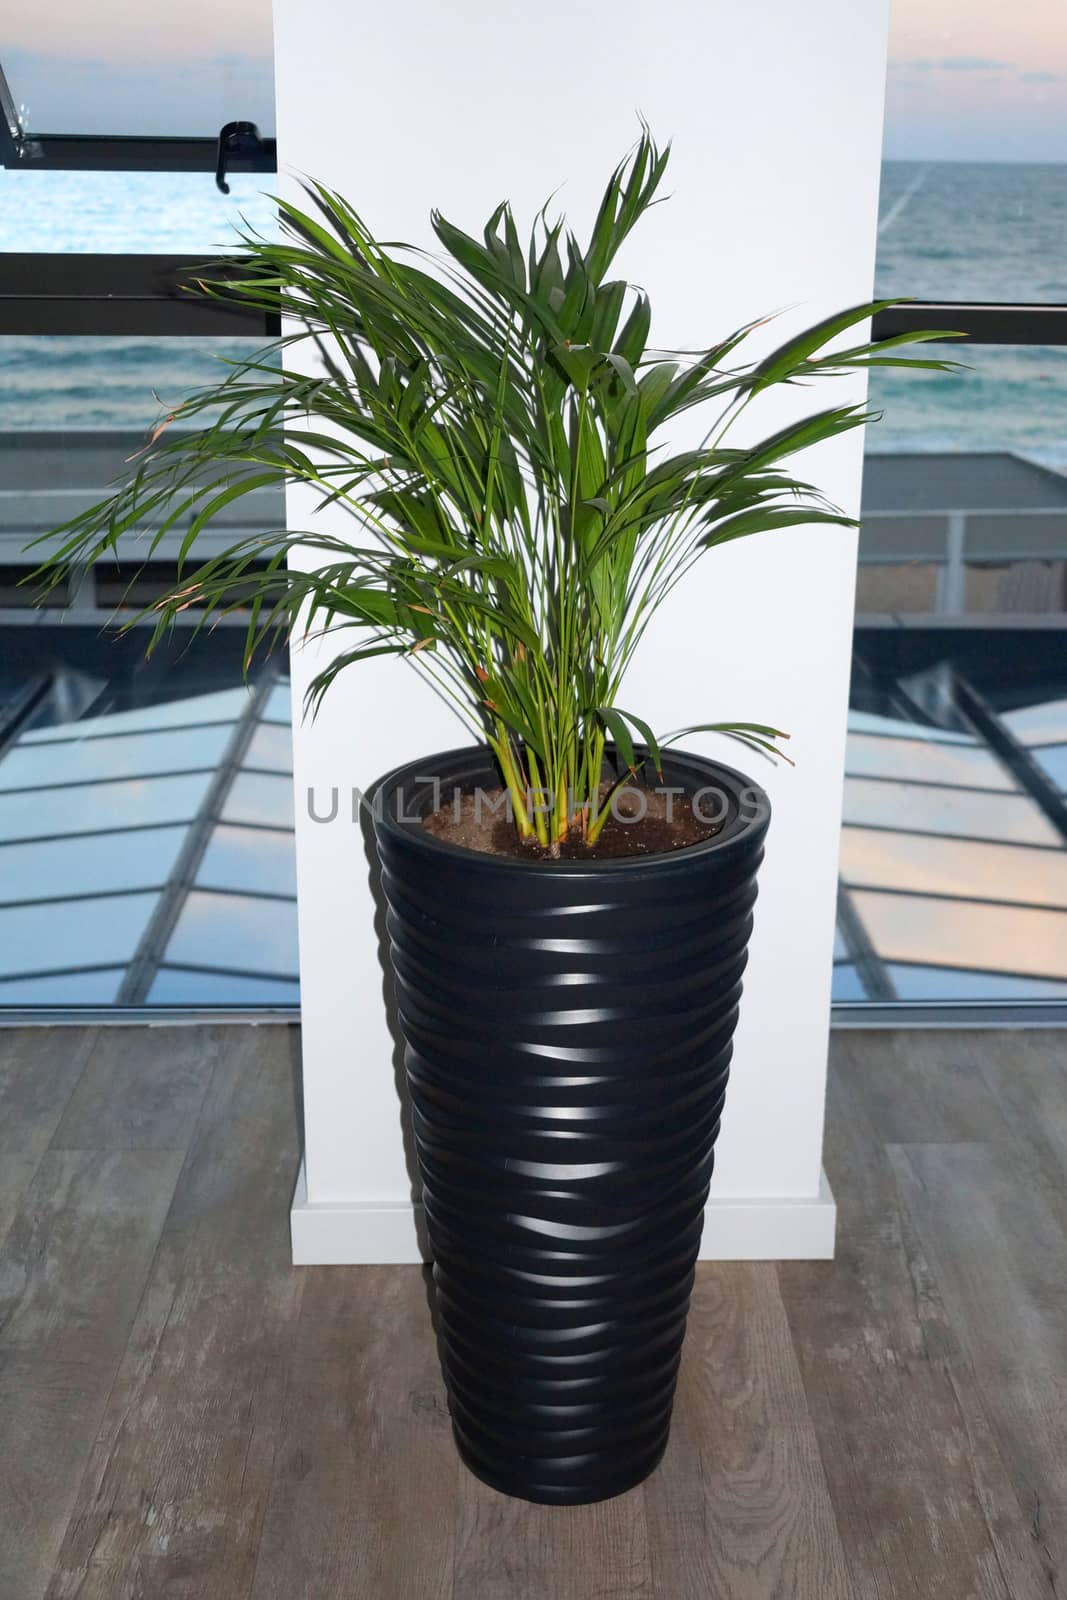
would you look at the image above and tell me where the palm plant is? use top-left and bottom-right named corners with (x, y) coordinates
top-left (33, 131), bottom-right (954, 854)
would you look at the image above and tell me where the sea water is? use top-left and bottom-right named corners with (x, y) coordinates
top-left (1, 162), bottom-right (1066, 468)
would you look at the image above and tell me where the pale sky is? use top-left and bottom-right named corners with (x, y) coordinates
top-left (885, 0), bottom-right (1067, 160)
top-left (3, 0), bottom-right (1067, 160)
top-left (2, 1), bottom-right (274, 137)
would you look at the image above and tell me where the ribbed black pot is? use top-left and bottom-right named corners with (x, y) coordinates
top-left (370, 745), bottom-right (769, 1505)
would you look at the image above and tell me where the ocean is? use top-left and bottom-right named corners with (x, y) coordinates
top-left (1, 162), bottom-right (1066, 468)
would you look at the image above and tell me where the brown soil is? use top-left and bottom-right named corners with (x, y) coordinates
top-left (421, 781), bottom-right (726, 861)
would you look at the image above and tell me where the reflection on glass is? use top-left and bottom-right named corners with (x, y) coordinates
top-left (1, 339), bottom-right (278, 439)
top-left (197, 824), bottom-right (297, 898)
top-left (1034, 746), bottom-right (1067, 792)
top-left (0, 643), bottom-right (298, 1007)
top-left (830, 965), bottom-right (866, 1002)
top-left (1001, 698), bottom-right (1067, 746)
top-left (0, 826), bottom-right (187, 904)
top-left (0, 174), bottom-right (277, 255)
top-left (840, 826), bottom-right (1067, 909)
top-left (876, 167), bottom-right (1067, 303)
top-left (243, 722), bottom-right (294, 774)
top-left (842, 778), bottom-right (1060, 847)
top-left (0, 892), bottom-right (156, 977)
top-left (844, 732), bottom-right (1015, 791)
top-left (147, 968), bottom-right (300, 1004)
top-left (222, 771), bottom-right (296, 829)
top-left (852, 891), bottom-right (1067, 981)
top-left (164, 889), bottom-right (299, 977)
top-left (0, 772), bottom-right (214, 842)
top-left (262, 682), bottom-right (292, 724)
top-left (0, 724), bottom-right (232, 791)
top-left (19, 686), bottom-right (254, 740)
top-left (0, 970), bottom-right (126, 1003)
top-left (846, 710), bottom-right (974, 744)
top-left (861, 399), bottom-right (1067, 620)
top-left (886, 966), bottom-right (1067, 1002)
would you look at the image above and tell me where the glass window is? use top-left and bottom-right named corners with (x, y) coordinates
top-left (4, 3), bottom-right (275, 138)
top-left (262, 681), bottom-right (293, 724)
top-left (146, 967), bottom-right (300, 1004)
top-left (860, 362), bottom-right (1067, 620)
top-left (1002, 697), bottom-right (1067, 746)
top-left (0, 891), bottom-right (157, 978)
top-left (196, 824), bottom-right (297, 898)
top-left (840, 826), bottom-right (1067, 908)
top-left (875, 169), bottom-right (1067, 302)
top-left (0, 724), bottom-right (232, 791)
top-left (0, 969), bottom-right (126, 1003)
top-left (841, 778), bottom-right (1060, 847)
top-left (164, 888), bottom-right (299, 976)
top-left (0, 174), bottom-right (277, 255)
top-left (886, 965), bottom-right (1067, 1001)
top-left (852, 892), bottom-right (1067, 982)
top-left (830, 965), bottom-right (868, 1002)
top-left (881, 0), bottom-right (1067, 295)
top-left (0, 825), bottom-right (187, 903)
top-left (19, 686), bottom-right (256, 741)
top-left (222, 771), bottom-right (296, 829)
top-left (844, 731), bottom-right (1015, 790)
top-left (243, 721), bottom-right (294, 774)
top-left (0, 771), bottom-right (214, 842)
top-left (1034, 746), bottom-right (1067, 791)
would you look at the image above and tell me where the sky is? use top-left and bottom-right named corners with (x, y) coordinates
top-left (2, 0), bottom-right (1066, 161)
top-left (884, 0), bottom-right (1067, 161)
top-left (1, 1), bottom-right (275, 137)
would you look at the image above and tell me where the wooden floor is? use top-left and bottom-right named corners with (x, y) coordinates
top-left (1, 1026), bottom-right (1066, 1599)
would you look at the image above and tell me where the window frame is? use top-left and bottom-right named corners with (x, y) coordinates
top-left (0, 58), bottom-right (276, 177)
top-left (4, 40), bottom-right (1067, 1022)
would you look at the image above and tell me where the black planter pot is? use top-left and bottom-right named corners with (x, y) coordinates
top-left (370, 745), bottom-right (770, 1506)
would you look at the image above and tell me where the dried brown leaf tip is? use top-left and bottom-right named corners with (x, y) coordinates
top-left (158, 581), bottom-right (205, 614)
top-left (474, 665), bottom-right (490, 683)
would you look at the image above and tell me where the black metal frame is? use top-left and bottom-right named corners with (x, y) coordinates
top-left (871, 302), bottom-right (1067, 345)
top-left (0, 58), bottom-right (276, 177)
top-left (0, 254), bottom-right (279, 336)
top-left (0, 272), bottom-right (1064, 345)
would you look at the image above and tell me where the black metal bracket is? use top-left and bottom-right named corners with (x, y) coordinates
top-left (215, 121), bottom-right (270, 193)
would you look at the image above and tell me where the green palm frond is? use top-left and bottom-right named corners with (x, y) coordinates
top-left (28, 131), bottom-right (962, 851)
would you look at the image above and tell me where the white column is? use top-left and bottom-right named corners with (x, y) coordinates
top-left (280, 0), bottom-right (891, 1263)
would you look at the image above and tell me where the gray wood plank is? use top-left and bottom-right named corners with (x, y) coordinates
top-left (453, 1467), bottom-right (652, 1600)
top-left (892, 1138), bottom-right (1067, 1592)
top-left (0, 1027), bottom-right (96, 1241)
top-left (829, 1030), bottom-right (1012, 1149)
top-left (645, 1262), bottom-right (854, 1600)
top-left (780, 1039), bottom-right (1053, 1600)
top-left (50, 1025), bottom-right (223, 1152)
top-left (970, 1029), bottom-right (1067, 1239)
top-left (252, 1265), bottom-right (458, 1600)
top-left (0, 1147), bottom-right (184, 1363)
top-left (43, 1025), bottom-right (304, 1600)
top-left (0, 1356), bottom-right (115, 1600)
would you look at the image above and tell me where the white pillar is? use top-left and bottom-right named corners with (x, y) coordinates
top-left (281, 0), bottom-right (890, 1263)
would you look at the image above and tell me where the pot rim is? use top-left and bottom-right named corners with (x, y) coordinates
top-left (368, 742), bottom-right (771, 876)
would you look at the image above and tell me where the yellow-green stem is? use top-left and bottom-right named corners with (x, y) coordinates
top-left (524, 747), bottom-right (551, 846)
top-left (490, 729), bottom-right (535, 840)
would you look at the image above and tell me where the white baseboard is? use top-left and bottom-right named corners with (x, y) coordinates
top-left (290, 1160), bottom-right (836, 1265)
